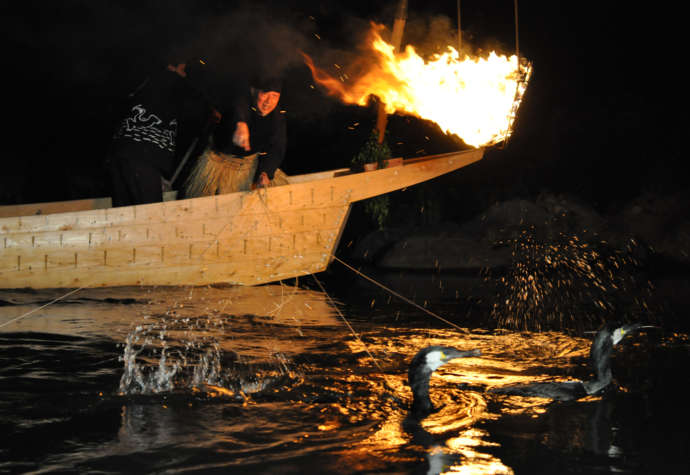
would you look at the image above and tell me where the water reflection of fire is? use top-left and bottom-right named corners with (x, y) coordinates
top-left (302, 24), bottom-right (532, 147)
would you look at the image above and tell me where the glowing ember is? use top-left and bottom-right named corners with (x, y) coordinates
top-left (485, 230), bottom-right (655, 331)
top-left (303, 25), bottom-right (532, 147)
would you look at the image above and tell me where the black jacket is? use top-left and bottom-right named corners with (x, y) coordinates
top-left (111, 69), bottom-right (210, 175)
top-left (213, 93), bottom-right (286, 181)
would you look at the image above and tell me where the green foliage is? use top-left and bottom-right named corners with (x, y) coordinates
top-left (364, 194), bottom-right (390, 230)
top-left (351, 129), bottom-right (392, 169)
top-left (352, 129), bottom-right (393, 229)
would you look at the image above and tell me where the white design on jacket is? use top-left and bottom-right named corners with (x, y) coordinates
top-left (115, 104), bottom-right (177, 153)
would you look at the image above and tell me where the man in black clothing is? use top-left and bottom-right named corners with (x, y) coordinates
top-left (184, 76), bottom-right (287, 197)
top-left (213, 77), bottom-right (286, 188)
top-left (107, 60), bottom-right (215, 206)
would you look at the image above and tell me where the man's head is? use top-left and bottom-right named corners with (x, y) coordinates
top-left (254, 89), bottom-right (281, 116)
top-left (251, 76), bottom-right (282, 116)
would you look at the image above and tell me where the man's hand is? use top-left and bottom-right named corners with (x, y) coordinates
top-left (232, 121), bottom-right (250, 151)
top-left (256, 172), bottom-right (270, 187)
top-left (251, 173), bottom-right (270, 190)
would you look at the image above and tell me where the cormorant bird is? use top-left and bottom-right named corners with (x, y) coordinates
top-left (408, 346), bottom-right (481, 417)
top-left (489, 322), bottom-right (654, 401)
top-left (404, 347), bottom-right (484, 475)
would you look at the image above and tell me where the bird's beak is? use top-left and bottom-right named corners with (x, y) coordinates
top-left (624, 324), bottom-right (659, 333)
top-left (615, 324), bottom-right (659, 345)
top-left (443, 348), bottom-right (481, 361)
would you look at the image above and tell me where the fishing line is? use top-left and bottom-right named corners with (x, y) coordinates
top-left (331, 255), bottom-right (468, 333)
top-left (256, 186), bottom-right (301, 322)
top-left (314, 272), bottom-right (403, 406)
top-left (251, 185), bottom-right (387, 371)
top-left (248, 185), bottom-right (309, 370)
top-left (251, 182), bottom-right (467, 334)
top-left (311, 273), bottom-right (383, 371)
top-left (0, 287), bottom-right (83, 329)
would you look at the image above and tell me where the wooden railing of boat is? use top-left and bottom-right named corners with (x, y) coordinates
top-left (0, 149), bottom-right (483, 289)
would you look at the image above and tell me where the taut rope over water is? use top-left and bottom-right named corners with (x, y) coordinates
top-left (0, 287), bottom-right (83, 329)
top-left (311, 273), bottom-right (383, 371)
top-left (331, 255), bottom-right (468, 334)
top-left (248, 180), bottom-right (466, 333)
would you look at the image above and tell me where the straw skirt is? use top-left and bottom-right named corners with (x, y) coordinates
top-left (185, 149), bottom-right (288, 197)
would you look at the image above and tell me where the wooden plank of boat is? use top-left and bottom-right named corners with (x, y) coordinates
top-left (0, 197), bottom-right (112, 218)
top-left (0, 148), bottom-right (483, 289)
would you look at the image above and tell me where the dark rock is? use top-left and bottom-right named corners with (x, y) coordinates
top-left (355, 192), bottom-right (689, 271)
top-left (610, 192), bottom-right (690, 262)
top-left (348, 227), bottom-right (419, 264)
top-left (376, 230), bottom-right (511, 270)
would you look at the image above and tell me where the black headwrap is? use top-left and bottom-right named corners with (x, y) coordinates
top-left (251, 75), bottom-right (282, 93)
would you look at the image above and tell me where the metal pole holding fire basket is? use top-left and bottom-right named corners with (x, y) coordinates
top-left (375, 0), bottom-right (407, 144)
top-left (457, 0), bottom-right (462, 53)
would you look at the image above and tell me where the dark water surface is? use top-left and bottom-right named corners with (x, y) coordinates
top-left (1, 281), bottom-right (688, 474)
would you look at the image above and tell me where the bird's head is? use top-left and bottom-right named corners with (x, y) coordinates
top-left (594, 322), bottom-right (656, 349)
top-left (408, 346), bottom-right (481, 417)
top-left (610, 323), bottom-right (658, 345)
top-left (409, 346), bottom-right (480, 375)
top-left (589, 322), bottom-right (657, 384)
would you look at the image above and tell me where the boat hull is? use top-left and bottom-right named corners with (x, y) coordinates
top-left (0, 149), bottom-right (483, 288)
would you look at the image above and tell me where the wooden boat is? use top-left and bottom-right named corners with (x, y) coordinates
top-left (0, 149), bottom-right (483, 289)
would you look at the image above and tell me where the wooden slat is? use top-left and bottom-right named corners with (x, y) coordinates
top-left (0, 149), bottom-right (483, 288)
top-left (0, 247), bottom-right (335, 287)
top-left (0, 221), bottom-right (343, 270)
top-left (0, 205), bottom-right (350, 250)
top-left (286, 167), bottom-right (351, 184)
top-left (0, 197), bottom-right (112, 218)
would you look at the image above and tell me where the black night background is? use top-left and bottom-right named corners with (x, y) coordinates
top-left (1, 0), bottom-right (687, 320)
top-left (2, 3), bottom-right (690, 474)
top-left (2, 1), bottom-right (683, 203)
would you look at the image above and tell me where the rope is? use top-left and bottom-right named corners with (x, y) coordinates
top-left (249, 179), bottom-right (466, 333)
top-left (204, 179), bottom-right (469, 387)
top-left (311, 273), bottom-right (383, 371)
top-left (514, 0), bottom-right (520, 61)
top-left (248, 184), bottom-right (389, 371)
top-left (457, 0), bottom-right (462, 53)
top-left (248, 176), bottom-right (469, 336)
top-left (0, 287), bottom-right (83, 329)
top-left (249, 183), bottom-right (468, 368)
top-left (493, 0), bottom-right (523, 152)
top-left (331, 255), bottom-right (468, 334)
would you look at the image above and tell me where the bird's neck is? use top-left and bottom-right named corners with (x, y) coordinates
top-left (410, 369), bottom-right (435, 417)
top-left (585, 339), bottom-right (614, 395)
top-left (583, 367), bottom-right (612, 395)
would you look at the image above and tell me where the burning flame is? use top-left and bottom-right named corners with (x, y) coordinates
top-left (303, 26), bottom-right (531, 147)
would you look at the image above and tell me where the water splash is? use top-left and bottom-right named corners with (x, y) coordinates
top-left (118, 313), bottom-right (297, 396)
top-left (485, 228), bottom-right (654, 331)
